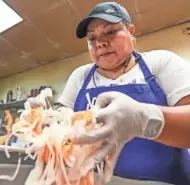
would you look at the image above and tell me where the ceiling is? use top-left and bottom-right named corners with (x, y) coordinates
top-left (0, 0), bottom-right (189, 78)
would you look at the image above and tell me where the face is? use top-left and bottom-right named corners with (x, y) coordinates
top-left (86, 19), bottom-right (135, 70)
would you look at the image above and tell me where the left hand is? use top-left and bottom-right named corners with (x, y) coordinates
top-left (73, 91), bottom-right (165, 165)
top-left (26, 97), bottom-right (44, 108)
top-left (26, 88), bottom-right (53, 109)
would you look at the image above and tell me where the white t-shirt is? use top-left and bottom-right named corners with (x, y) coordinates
top-left (58, 50), bottom-right (190, 109)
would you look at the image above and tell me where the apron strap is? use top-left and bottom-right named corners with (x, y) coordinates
top-left (74, 64), bottom-right (97, 111)
top-left (133, 51), bottom-right (167, 105)
top-left (81, 64), bottom-right (97, 90)
top-left (78, 51), bottom-right (167, 106)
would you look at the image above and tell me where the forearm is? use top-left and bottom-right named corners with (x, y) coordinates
top-left (154, 105), bottom-right (190, 148)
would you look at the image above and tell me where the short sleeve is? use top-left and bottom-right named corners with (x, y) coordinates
top-left (57, 68), bottom-right (82, 109)
top-left (57, 64), bottom-right (93, 109)
top-left (153, 50), bottom-right (190, 106)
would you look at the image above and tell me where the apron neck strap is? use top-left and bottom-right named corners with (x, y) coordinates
top-left (133, 50), bottom-right (155, 82)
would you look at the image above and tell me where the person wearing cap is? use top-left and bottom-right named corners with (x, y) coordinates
top-left (56, 2), bottom-right (190, 184)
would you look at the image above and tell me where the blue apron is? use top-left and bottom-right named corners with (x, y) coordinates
top-left (74, 51), bottom-right (189, 184)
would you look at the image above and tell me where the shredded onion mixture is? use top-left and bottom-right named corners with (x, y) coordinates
top-left (0, 90), bottom-right (117, 185)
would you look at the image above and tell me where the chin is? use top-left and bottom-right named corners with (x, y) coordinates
top-left (96, 61), bottom-right (118, 70)
top-left (96, 59), bottom-right (110, 66)
top-left (96, 63), bottom-right (112, 70)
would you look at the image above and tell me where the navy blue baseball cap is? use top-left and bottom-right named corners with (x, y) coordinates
top-left (76, 2), bottom-right (131, 39)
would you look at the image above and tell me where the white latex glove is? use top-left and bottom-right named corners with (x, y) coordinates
top-left (73, 91), bottom-right (165, 165)
top-left (26, 88), bottom-right (53, 109)
top-left (57, 106), bottom-right (74, 119)
top-left (26, 97), bottom-right (44, 108)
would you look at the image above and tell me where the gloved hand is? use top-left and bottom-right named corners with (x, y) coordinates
top-left (26, 88), bottom-right (53, 109)
top-left (26, 97), bottom-right (44, 108)
top-left (73, 91), bottom-right (165, 165)
top-left (57, 106), bottom-right (74, 118)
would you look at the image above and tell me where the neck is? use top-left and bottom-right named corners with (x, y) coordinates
top-left (97, 55), bottom-right (136, 80)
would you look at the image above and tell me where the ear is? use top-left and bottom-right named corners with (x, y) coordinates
top-left (128, 25), bottom-right (135, 36)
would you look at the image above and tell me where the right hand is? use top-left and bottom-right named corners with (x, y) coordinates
top-left (73, 91), bottom-right (165, 164)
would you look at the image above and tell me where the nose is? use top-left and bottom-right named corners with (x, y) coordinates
top-left (96, 37), bottom-right (108, 48)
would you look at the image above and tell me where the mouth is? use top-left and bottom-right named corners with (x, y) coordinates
top-left (99, 51), bottom-right (115, 57)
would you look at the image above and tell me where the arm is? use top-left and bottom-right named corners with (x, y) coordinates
top-left (148, 50), bottom-right (190, 148)
top-left (155, 95), bottom-right (190, 148)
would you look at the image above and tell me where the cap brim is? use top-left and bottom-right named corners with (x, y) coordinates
top-left (76, 14), bottom-right (122, 39)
